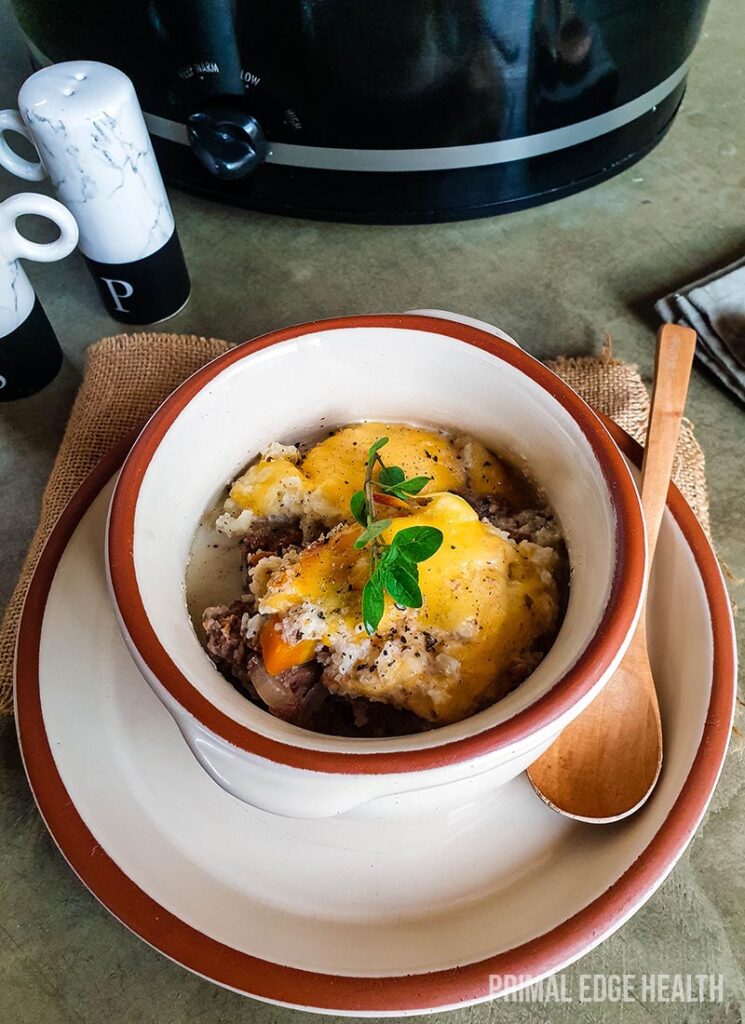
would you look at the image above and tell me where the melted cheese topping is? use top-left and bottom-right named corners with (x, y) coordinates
top-left (226, 422), bottom-right (523, 528)
top-left (258, 494), bottom-right (559, 724)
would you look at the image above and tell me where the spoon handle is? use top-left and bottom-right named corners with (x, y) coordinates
top-left (639, 324), bottom-right (697, 564)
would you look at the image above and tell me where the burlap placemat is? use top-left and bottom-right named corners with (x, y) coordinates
top-left (0, 334), bottom-right (710, 717)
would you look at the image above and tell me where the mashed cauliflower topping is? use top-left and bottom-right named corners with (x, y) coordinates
top-left (204, 422), bottom-right (566, 731)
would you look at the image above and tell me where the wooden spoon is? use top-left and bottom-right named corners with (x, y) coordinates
top-left (527, 323), bottom-right (697, 822)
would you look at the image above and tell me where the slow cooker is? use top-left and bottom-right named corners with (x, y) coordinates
top-left (10, 0), bottom-right (710, 222)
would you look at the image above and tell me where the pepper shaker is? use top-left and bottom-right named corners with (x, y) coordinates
top-left (0, 62), bottom-right (190, 325)
top-left (0, 192), bottom-right (79, 400)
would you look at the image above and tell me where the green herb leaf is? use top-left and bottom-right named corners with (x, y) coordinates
top-left (396, 475), bottom-right (431, 495)
top-left (390, 525), bottom-right (443, 562)
top-left (385, 475), bottom-right (431, 497)
top-left (350, 490), bottom-right (367, 526)
top-left (378, 465), bottom-right (405, 487)
top-left (383, 560), bottom-right (423, 608)
top-left (354, 518), bottom-right (392, 549)
top-left (355, 436), bottom-right (445, 632)
top-left (366, 436), bottom-right (389, 470)
top-left (362, 574), bottom-right (385, 634)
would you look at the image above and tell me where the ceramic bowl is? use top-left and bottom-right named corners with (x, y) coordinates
top-left (106, 313), bottom-right (646, 817)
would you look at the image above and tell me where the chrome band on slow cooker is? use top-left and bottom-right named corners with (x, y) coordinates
top-left (143, 59), bottom-right (689, 173)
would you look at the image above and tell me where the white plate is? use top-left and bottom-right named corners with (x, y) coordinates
top-left (15, 428), bottom-right (736, 1016)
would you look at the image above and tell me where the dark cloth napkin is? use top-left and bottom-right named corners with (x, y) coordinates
top-left (656, 256), bottom-right (745, 405)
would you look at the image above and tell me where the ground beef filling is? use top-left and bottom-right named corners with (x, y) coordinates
top-left (202, 600), bottom-right (255, 691)
top-left (238, 518), bottom-right (304, 583)
top-left (461, 492), bottom-right (562, 547)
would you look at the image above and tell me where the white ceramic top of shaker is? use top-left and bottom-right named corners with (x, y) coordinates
top-left (19, 62), bottom-right (175, 264)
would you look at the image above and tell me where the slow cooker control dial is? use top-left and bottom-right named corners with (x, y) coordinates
top-left (187, 109), bottom-right (268, 179)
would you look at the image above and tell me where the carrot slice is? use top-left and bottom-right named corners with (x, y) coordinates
top-left (259, 615), bottom-right (316, 675)
top-left (373, 492), bottom-right (411, 511)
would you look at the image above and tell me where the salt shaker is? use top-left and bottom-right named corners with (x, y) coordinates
top-left (0, 62), bottom-right (190, 325)
top-left (0, 192), bottom-right (79, 400)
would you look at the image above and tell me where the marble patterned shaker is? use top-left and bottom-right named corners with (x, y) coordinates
top-left (0, 192), bottom-right (79, 400)
top-left (2, 61), bottom-right (190, 324)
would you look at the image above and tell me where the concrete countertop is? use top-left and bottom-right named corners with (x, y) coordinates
top-left (0, 0), bottom-right (742, 1021)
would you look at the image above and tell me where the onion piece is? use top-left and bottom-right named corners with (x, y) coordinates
top-left (247, 657), bottom-right (294, 710)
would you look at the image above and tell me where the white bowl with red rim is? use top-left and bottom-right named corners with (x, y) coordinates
top-left (106, 313), bottom-right (646, 817)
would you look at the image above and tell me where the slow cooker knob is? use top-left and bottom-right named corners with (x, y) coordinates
top-left (186, 109), bottom-right (268, 180)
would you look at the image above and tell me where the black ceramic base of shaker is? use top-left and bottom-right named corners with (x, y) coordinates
top-left (84, 228), bottom-right (191, 325)
top-left (0, 297), bottom-right (63, 402)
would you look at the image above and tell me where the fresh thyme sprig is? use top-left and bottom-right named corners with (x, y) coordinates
top-left (350, 437), bottom-right (443, 634)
